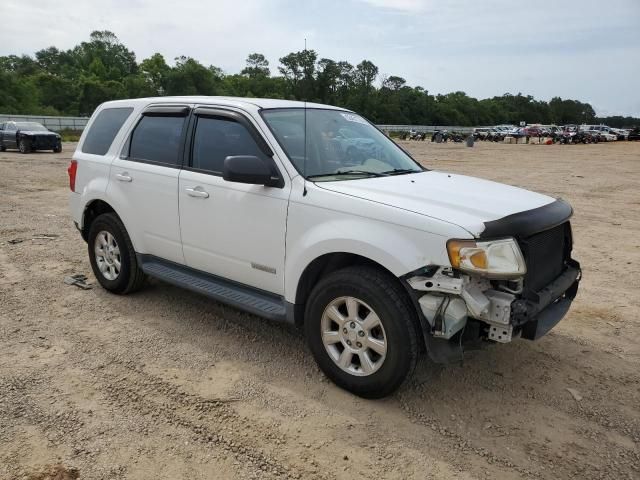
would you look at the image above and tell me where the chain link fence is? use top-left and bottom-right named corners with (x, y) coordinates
top-left (0, 114), bottom-right (89, 132)
top-left (1, 114), bottom-right (479, 135)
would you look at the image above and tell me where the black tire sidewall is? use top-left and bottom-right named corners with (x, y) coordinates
top-left (305, 268), bottom-right (417, 398)
top-left (87, 214), bottom-right (136, 294)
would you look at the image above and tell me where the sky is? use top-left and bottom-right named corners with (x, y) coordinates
top-left (1, 0), bottom-right (639, 117)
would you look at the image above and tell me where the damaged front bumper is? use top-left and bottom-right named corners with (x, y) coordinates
top-left (404, 261), bottom-right (581, 363)
top-left (514, 260), bottom-right (580, 340)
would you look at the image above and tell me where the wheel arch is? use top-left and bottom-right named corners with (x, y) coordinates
top-left (81, 199), bottom-right (120, 241)
top-left (291, 252), bottom-right (423, 339)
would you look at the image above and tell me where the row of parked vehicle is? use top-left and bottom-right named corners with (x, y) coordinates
top-left (400, 129), bottom-right (467, 142)
top-left (473, 124), bottom-right (640, 144)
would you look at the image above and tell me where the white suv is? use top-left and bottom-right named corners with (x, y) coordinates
top-left (68, 97), bottom-right (581, 398)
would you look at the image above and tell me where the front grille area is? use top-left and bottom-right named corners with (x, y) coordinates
top-left (519, 222), bottom-right (571, 293)
top-left (33, 135), bottom-right (57, 149)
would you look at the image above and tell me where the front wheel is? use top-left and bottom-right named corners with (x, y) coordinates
top-left (19, 139), bottom-right (31, 154)
top-left (87, 213), bottom-right (146, 294)
top-left (305, 266), bottom-right (419, 398)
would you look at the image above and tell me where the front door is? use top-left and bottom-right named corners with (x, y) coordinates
top-left (3, 123), bottom-right (17, 149)
top-left (178, 108), bottom-right (290, 295)
top-left (106, 107), bottom-right (189, 264)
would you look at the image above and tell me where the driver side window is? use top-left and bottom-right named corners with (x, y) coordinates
top-left (191, 115), bottom-right (269, 175)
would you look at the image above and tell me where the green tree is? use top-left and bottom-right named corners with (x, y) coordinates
top-left (1, 32), bottom-right (637, 126)
top-left (140, 53), bottom-right (171, 95)
top-left (241, 53), bottom-right (270, 78)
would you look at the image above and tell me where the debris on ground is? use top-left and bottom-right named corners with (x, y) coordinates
top-left (64, 274), bottom-right (92, 290)
top-left (9, 233), bottom-right (59, 244)
top-left (26, 464), bottom-right (80, 480)
top-left (566, 388), bottom-right (583, 402)
top-left (33, 233), bottom-right (60, 240)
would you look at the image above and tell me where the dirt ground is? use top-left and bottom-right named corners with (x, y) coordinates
top-left (1, 140), bottom-right (638, 480)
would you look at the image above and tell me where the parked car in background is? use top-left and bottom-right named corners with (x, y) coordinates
top-left (609, 128), bottom-right (628, 140)
top-left (68, 96), bottom-right (581, 398)
top-left (627, 127), bottom-right (640, 141)
top-left (508, 127), bottom-right (527, 138)
top-left (0, 121), bottom-right (62, 153)
top-left (473, 127), bottom-right (492, 140)
top-left (524, 125), bottom-right (546, 137)
top-left (591, 127), bottom-right (617, 142)
top-left (581, 125), bottom-right (619, 141)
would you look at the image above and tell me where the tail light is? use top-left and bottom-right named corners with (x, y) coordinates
top-left (67, 160), bottom-right (78, 192)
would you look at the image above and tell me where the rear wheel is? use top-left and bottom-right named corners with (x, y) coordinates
top-left (87, 213), bottom-right (146, 294)
top-left (305, 266), bottom-right (419, 398)
top-left (0, 144), bottom-right (5, 152)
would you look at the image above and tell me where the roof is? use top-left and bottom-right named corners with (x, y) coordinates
top-left (99, 96), bottom-right (348, 112)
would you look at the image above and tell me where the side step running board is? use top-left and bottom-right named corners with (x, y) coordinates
top-left (138, 255), bottom-right (288, 322)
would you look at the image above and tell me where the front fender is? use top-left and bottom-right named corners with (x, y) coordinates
top-left (284, 202), bottom-right (458, 303)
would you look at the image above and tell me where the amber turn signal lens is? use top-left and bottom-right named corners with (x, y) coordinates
top-left (446, 239), bottom-right (477, 269)
top-left (469, 250), bottom-right (488, 269)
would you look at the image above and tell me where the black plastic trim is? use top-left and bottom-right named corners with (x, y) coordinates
top-left (137, 254), bottom-right (290, 323)
top-left (143, 105), bottom-right (191, 117)
top-left (512, 260), bottom-right (581, 340)
top-left (480, 199), bottom-right (573, 239)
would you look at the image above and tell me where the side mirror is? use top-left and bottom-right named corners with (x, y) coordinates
top-left (223, 155), bottom-right (282, 188)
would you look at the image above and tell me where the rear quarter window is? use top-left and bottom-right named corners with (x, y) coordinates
top-left (82, 107), bottom-right (134, 155)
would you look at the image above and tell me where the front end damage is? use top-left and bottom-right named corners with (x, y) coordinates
top-left (405, 199), bottom-right (581, 363)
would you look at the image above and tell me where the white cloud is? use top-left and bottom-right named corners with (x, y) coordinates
top-left (358, 0), bottom-right (431, 12)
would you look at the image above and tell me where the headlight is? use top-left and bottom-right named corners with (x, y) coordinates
top-left (447, 238), bottom-right (526, 278)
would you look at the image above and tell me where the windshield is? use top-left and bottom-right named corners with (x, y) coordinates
top-left (15, 122), bottom-right (48, 132)
top-left (261, 108), bottom-right (423, 181)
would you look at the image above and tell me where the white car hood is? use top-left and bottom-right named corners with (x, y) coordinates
top-left (317, 171), bottom-right (555, 237)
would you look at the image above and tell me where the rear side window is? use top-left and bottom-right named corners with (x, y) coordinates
top-left (191, 116), bottom-right (269, 173)
top-left (82, 107), bottom-right (133, 155)
top-left (129, 115), bottom-right (186, 166)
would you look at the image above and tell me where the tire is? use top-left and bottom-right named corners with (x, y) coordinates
top-left (87, 213), bottom-right (146, 294)
top-left (19, 138), bottom-right (31, 154)
top-left (53, 144), bottom-right (62, 153)
top-left (304, 266), bottom-right (419, 398)
top-left (0, 144), bottom-right (5, 152)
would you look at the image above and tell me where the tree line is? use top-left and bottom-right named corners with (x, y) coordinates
top-left (1, 31), bottom-right (637, 128)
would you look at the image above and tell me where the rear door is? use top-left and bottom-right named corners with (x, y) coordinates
top-left (107, 105), bottom-right (190, 264)
top-left (178, 107), bottom-right (290, 294)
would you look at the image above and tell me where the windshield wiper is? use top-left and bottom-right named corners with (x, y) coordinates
top-left (307, 170), bottom-right (388, 179)
top-left (379, 168), bottom-right (421, 175)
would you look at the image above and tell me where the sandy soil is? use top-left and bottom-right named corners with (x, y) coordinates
top-left (1, 140), bottom-right (638, 480)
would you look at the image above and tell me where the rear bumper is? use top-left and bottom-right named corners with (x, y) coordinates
top-left (69, 192), bottom-right (83, 233)
top-left (511, 260), bottom-right (581, 340)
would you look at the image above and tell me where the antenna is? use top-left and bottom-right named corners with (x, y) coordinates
top-left (302, 37), bottom-right (308, 196)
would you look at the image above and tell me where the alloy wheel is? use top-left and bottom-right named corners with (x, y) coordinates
top-left (320, 296), bottom-right (387, 376)
top-left (94, 230), bottom-right (121, 281)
